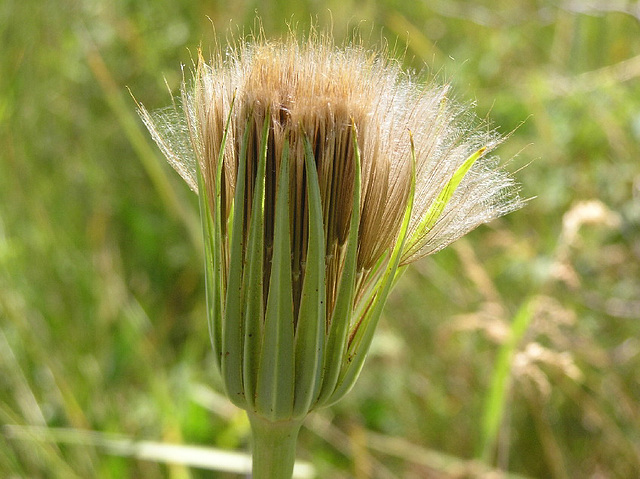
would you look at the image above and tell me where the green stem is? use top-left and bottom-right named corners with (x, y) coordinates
top-left (248, 413), bottom-right (303, 479)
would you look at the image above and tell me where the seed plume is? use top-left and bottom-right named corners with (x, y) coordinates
top-left (139, 29), bottom-right (521, 332)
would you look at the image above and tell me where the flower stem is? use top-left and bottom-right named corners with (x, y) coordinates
top-left (248, 413), bottom-right (303, 479)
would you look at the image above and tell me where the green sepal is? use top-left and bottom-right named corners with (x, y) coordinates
top-left (256, 140), bottom-right (296, 421)
top-left (242, 114), bottom-right (271, 411)
top-left (291, 136), bottom-right (327, 419)
top-left (221, 122), bottom-right (250, 408)
top-left (325, 134), bottom-right (417, 406)
top-left (198, 95), bottom-right (235, 371)
top-left (197, 162), bottom-right (219, 363)
top-left (402, 145), bottom-right (487, 261)
top-left (314, 125), bottom-right (362, 409)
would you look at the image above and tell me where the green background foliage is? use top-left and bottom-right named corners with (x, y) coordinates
top-left (1, 0), bottom-right (639, 477)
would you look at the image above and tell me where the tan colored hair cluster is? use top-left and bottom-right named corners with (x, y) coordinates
top-left (140, 31), bottom-right (521, 324)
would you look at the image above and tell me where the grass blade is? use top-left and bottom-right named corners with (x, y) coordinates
top-left (478, 297), bottom-right (535, 462)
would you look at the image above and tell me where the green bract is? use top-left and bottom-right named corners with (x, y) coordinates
top-left (197, 108), bottom-right (417, 419)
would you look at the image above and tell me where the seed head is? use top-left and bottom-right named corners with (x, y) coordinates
top-left (138, 30), bottom-right (522, 418)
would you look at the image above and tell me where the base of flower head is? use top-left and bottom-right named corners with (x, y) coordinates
top-left (248, 412), bottom-right (304, 479)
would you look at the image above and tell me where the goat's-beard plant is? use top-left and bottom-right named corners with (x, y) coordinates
top-left (138, 31), bottom-right (522, 478)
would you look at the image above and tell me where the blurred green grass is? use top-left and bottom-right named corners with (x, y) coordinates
top-left (1, 0), bottom-right (639, 477)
